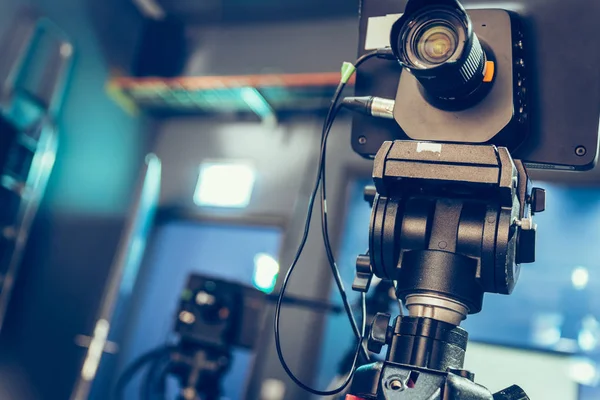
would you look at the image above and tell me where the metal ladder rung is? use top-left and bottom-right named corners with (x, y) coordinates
top-left (17, 134), bottom-right (39, 152)
top-left (0, 174), bottom-right (27, 197)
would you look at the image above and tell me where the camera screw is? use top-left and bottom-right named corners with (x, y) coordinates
top-left (575, 146), bottom-right (587, 157)
top-left (389, 379), bottom-right (403, 391)
top-left (358, 136), bottom-right (367, 145)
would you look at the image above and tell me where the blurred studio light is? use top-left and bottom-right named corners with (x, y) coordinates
top-left (579, 329), bottom-right (597, 352)
top-left (568, 358), bottom-right (599, 386)
top-left (253, 253), bottom-right (279, 294)
top-left (571, 266), bottom-right (590, 290)
top-left (194, 162), bottom-right (256, 208)
top-left (532, 313), bottom-right (563, 347)
top-left (579, 316), bottom-right (600, 352)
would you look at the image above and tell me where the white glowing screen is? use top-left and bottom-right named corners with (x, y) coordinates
top-left (194, 162), bottom-right (256, 208)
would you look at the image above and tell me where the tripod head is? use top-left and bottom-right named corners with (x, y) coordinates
top-left (354, 141), bottom-right (544, 325)
top-left (348, 141), bottom-right (544, 399)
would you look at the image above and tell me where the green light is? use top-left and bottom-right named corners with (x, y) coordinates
top-left (181, 289), bottom-right (193, 302)
top-left (252, 253), bottom-right (279, 294)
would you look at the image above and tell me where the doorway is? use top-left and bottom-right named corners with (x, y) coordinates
top-left (95, 220), bottom-right (282, 400)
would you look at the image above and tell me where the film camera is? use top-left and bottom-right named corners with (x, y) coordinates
top-left (335, 0), bottom-right (600, 399)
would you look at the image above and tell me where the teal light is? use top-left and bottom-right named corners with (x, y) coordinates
top-left (239, 87), bottom-right (276, 124)
top-left (252, 253), bottom-right (279, 294)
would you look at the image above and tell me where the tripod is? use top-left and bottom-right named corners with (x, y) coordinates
top-left (139, 344), bottom-right (231, 400)
top-left (170, 346), bottom-right (231, 400)
top-left (347, 140), bottom-right (545, 400)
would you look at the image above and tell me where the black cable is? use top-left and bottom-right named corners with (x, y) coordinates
top-left (274, 92), bottom-right (354, 395)
top-left (274, 51), bottom-right (382, 395)
top-left (319, 95), bottom-right (368, 361)
top-left (393, 281), bottom-right (404, 317)
top-left (141, 353), bottom-right (172, 400)
top-left (113, 345), bottom-right (176, 400)
top-left (316, 50), bottom-right (384, 362)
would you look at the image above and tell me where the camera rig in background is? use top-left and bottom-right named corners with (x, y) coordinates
top-left (115, 274), bottom-right (344, 400)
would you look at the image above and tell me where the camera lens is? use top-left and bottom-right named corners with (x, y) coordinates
top-left (391, 0), bottom-right (487, 103)
top-left (414, 22), bottom-right (458, 64)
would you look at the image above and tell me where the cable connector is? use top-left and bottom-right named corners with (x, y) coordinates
top-left (341, 62), bottom-right (357, 84)
top-left (342, 96), bottom-right (395, 119)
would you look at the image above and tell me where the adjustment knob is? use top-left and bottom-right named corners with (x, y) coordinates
top-left (352, 254), bottom-right (372, 292)
top-left (364, 186), bottom-right (377, 207)
top-left (531, 187), bottom-right (546, 214)
top-left (493, 385), bottom-right (529, 400)
top-left (367, 313), bottom-right (391, 354)
top-left (516, 226), bottom-right (536, 264)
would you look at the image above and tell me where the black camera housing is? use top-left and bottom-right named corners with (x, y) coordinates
top-left (352, 0), bottom-right (600, 170)
top-left (394, 10), bottom-right (526, 151)
top-left (175, 275), bottom-right (265, 350)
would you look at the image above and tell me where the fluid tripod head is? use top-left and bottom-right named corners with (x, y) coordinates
top-left (348, 141), bottom-right (542, 400)
top-left (354, 141), bottom-right (545, 325)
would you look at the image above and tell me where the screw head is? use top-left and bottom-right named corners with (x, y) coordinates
top-left (390, 379), bottom-right (403, 391)
top-left (576, 146), bottom-right (587, 157)
top-left (358, 136), bottom-right (367, 145)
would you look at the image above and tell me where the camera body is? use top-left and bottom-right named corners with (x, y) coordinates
top-left (353, 0), bottom-right (600, 170)
top-left (394, 9), bottom-right (526, 150)
top-left (175, 274), bottom-right (265, 350)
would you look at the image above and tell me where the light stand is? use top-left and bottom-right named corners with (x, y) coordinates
top-left (169, 345), bottom-right (231, 400)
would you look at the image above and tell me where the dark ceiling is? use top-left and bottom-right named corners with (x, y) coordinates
top-left (137, 0), bottom-right (600, 185)
top-left (155, 0), bottom-right (358, 23)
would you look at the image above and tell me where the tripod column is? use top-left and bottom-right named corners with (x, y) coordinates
top-left (387, 316), bottom-right (468, 372)
top-left (369, 314), bottom-right (468, 372)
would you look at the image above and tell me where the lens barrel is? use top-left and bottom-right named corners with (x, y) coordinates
top-left (391, 0), bottom-right (487, 102)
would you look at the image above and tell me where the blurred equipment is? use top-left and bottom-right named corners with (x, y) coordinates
top-left (115, 274), bottom-right (342, 400)
top-left (169, 275), bottom-right (264, 400)
top-left (0, 8), bottom-right (73, 331)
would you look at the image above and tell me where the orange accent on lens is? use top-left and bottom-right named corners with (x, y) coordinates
top-left (483, 61), bottom-right (495, 83)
